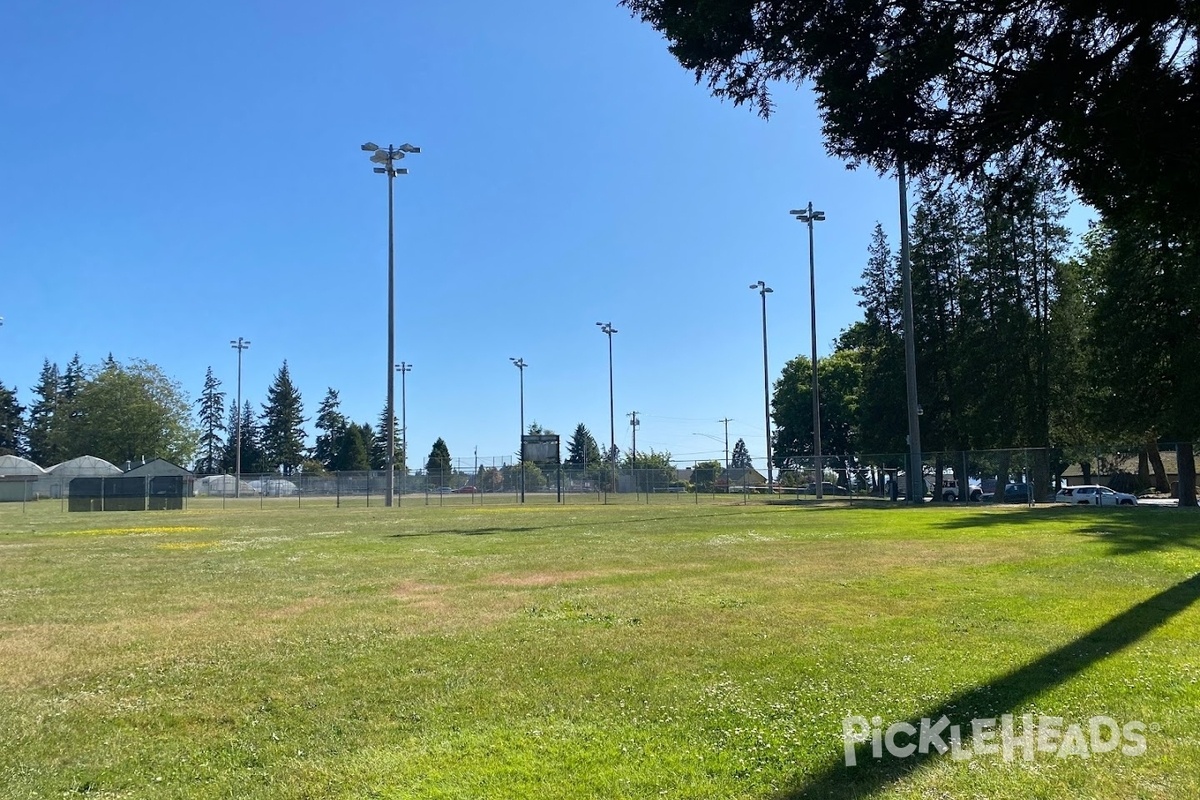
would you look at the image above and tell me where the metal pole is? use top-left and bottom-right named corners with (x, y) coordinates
top-left (753, 282), bottom-right (775, 494)
top-left (386, 159), bottom-right (396, 508)
top-left (807, 202), bottom-right (823, 501)
top-left (597, 322), bottom-right (618, 492)
top-left (511, 358), bottom-right (526, 502)
top-left (230, 337), bottom-right (250, 499)
top-left (898, 161), bottom-right (923, 503)
top-left (397, 362), bottom-right (411, 500)
top-left (720, 417), bottom-right (732, 469)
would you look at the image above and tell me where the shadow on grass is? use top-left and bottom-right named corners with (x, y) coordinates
top-left (773, 572), bottom-right (1200, 799)
top-left (420, 508), bottom-right (783, 538)
top-left (923, 505), bottom-right (1200, 555)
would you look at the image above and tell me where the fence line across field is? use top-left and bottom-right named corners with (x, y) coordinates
top-left (3, 443), bottom-right (1194, 511)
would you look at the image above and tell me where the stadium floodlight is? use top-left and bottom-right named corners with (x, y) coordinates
top-left (362, 140), bottom-right (421, 507)
top-left (790, 202), bottom-right (827, 499)
top-left (750, 281), bottom-right (775, 493)
top-left (596, 322), bottom-right (618, 486)
top-left (510, 358), bottom-right (528, 503)
top-left (230, 337), bottom-right (251, 498)
top-left (398, 143), bottom-right (421, 153)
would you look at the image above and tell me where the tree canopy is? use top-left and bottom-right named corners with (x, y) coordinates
top-left (622, 0), bottom-right (1200, 233)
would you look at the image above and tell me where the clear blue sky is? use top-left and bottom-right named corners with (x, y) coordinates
top-left (0, 0), bottom-right (1092, 470)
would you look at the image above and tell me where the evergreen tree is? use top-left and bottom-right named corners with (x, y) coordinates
top-left (313, 388), bottom-right (347, 470)
top-left (566, 423), bottom-right (601, 467)
top-left (731, 438), bottom-right (752, 468)
top-left (60, 354), bottom-right (84, 404)
top-left (239, 400), bottom-right (266, 474)
top-left (26, 360), bottom-right (60, 466)
top-left (0, 382), bottom-right (24, 456)
top-left (332, 422), bottom-right (371, 471)
top-left (370, 405), bottom-right (402, 470)
top-left (425, 438), bottom-right (452, 487)
top-left (194, 367), bottom-right (226, 474)
top-left (259, 361), bottom-right (306, 474)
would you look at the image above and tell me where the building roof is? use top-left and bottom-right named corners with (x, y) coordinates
top-left (717, 466), bottom-right (767, 486)
top-left (46, 455), bottom-right (124, 477)
top-left (0, 454), bottom-right (47, 476)
top-left (124, 458), bottom-right (195, 478)
top-left (1062, 450), bottom-right (1199, 478)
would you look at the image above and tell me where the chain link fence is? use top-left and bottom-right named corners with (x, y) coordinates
top-left (7, 443), bottom-right (1194, 510)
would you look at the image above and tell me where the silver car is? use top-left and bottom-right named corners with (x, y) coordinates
top-left (1055, 485), bottom-right (1138, 506)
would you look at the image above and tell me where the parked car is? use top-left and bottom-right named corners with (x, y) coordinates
top-left (451, 485), bottom-right (479, 494)
top-left (981, 483), bottom-right (1032, 503)
top-left (1055, 485), bottom-right (1138, 506)
top-left (940, 479), bottom-right (983, 502)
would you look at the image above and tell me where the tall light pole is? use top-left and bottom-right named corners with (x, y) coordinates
top-left (596, 322), bottom-right (618, 487)
top-left (395, 362), bottom-right (412, 497)
top-left (719, 417), bottom-right (732, 469)
top-left (230, 337), bottom-right (250, 497)
top-left (750, 281), bottom-right (775, 493)
top-left (510, 358), bottom-right (527, 503)
top-left (791, 203), bottom-right (827, 499)
top-left (362, 141), bottom-right (420, 507)
top-left (898, 162), bottom-right (923, 503)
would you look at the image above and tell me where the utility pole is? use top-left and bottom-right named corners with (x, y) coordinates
top-left (719, 417), bottom-right (732, 469)
top-left (510, 357), bottom-right (527, 503)
top-left (230, 337), bottom-right (250, 498)
top-left (628, 411), bottom-right (640, 496)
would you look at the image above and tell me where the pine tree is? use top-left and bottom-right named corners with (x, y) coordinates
top-left (425, 438), bottom-right (451, 487)
top-left (259, 361), bottom-right (306, 474)
top-left (60, 354), bottom-right (84, 404)
top-left (332, 422), bottom-right (371, 471)
top-left (313, 388), bottom-right (347, 470)
top-left (26, 360), bottom-right (60, 466)
top-left (194, 367), bottom-right (226, 474)
top-left (0, 382), bottom-right (24, 456)
top-left (566, 423), bottom-right (601, 467)
top-left (370, 405), bottom-right (402, 471)
top-left (239, 400), bottom-right (265, 474)
top-left (731, 438), bottom-right (752, 468)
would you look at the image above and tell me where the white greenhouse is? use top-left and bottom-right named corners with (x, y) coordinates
top-left (41, 455), bottom-right (124, 498)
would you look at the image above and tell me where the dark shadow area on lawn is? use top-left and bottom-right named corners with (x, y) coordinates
top-left (1073, 516), bottom-right (1200, 557)
top-left (924, 506), bottom-right (1200, 556)
top-left (773, 571), bottom-right (1200, 799)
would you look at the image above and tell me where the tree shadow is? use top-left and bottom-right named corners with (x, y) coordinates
top-left (772, 572), bottom-right (1200, 799)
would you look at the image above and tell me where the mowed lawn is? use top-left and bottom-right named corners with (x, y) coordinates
top-left (0, 500), bottom-right (1197, 799)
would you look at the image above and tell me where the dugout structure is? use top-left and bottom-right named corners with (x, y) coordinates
top-left (68, 476), bottom-right (186, 512)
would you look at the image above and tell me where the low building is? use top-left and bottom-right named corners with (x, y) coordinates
top-left (0, 455), bottom-right (46, 502)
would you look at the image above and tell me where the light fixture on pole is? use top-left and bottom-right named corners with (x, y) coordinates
top-left (362, 141), bottom-right (420, 507)
top-left (790, 202), bottom-right (827, 499)
top-left (750, 281), bottom-right (775, 494)
top-left (230, 337), bottom-right (250, 498)
top-left (510, 357), bottom-right (527, 503)
top-left (395, 362), bottom-right (412, 498)
top-left (596, 321), bottom-right (618, 488)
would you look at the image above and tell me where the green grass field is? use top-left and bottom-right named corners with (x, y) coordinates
top-left (1, 499), bottom-right (1197, 799)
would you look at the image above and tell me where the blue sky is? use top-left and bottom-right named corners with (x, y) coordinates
top-left (0, 0), bottom-right (1092, 470)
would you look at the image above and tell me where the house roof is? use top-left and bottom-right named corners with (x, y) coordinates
top-left (717, 466), bottom-right (766, 485)
top-left (124, 458), bottom-right (195, 477)
top-left (1061, 450), bottom-right (1199, 478)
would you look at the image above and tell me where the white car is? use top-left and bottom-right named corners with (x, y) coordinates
top-left (1055, 485), bottom-right (1138, 506)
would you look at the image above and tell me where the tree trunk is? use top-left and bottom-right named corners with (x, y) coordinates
top-left (1138, 449), bottom-right (1150, 491)
top-left (1178, 443), bottom-right (1197, 507)
top-left (1081, 461), bottom-right (1092, 484)
top-left (1146, 443), bottom-right (1170, 493)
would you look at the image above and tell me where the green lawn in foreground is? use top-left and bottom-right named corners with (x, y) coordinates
top-left (0, 500), bottom-right (1197, 799)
